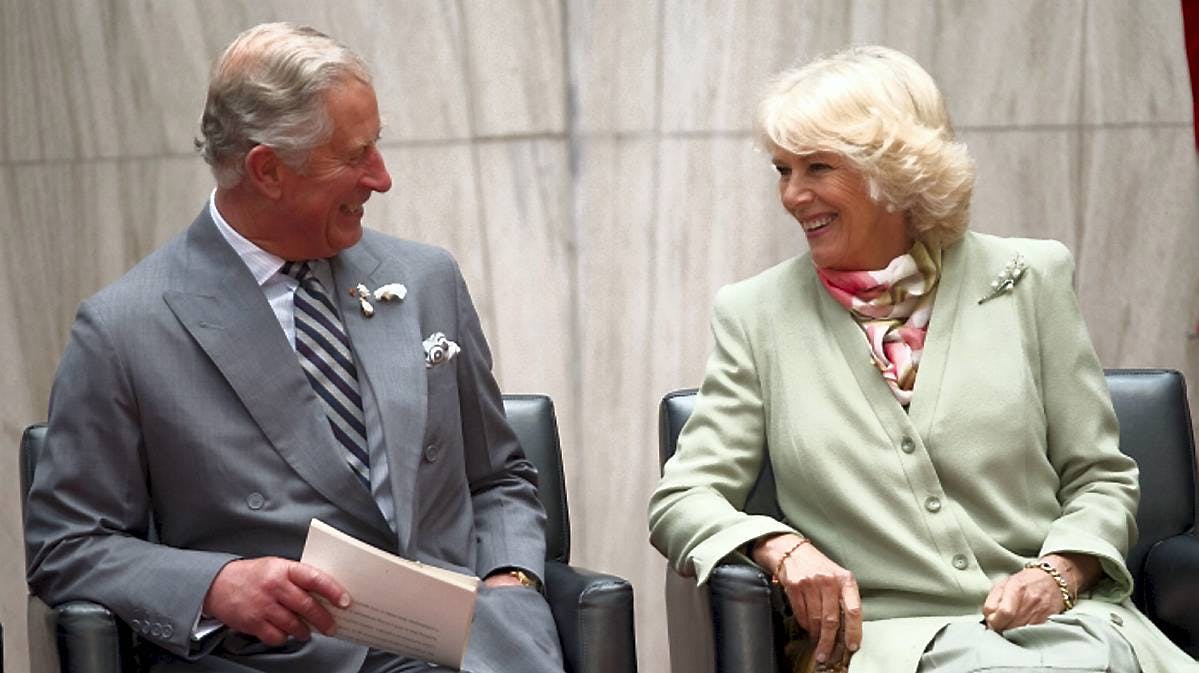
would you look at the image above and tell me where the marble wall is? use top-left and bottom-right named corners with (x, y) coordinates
top-left (2, 2), bottom-right (1196, 672)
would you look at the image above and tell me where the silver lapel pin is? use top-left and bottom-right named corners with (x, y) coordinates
top-left (977, 254), bottom-right (1027, 305)
top-left (372, 282), bottom-right (407, 303)
top-left (349, 284), bottom-right (375, 317)
top-left (349, 282), bottom-right (407, 318)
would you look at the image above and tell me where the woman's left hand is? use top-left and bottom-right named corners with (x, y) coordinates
top-left (982, 553), bottom-right (1100, 631)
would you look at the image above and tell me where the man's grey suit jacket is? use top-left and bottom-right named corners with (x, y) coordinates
top-left (25, 207), bottom-right (562, 672)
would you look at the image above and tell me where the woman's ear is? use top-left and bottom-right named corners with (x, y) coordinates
top-left (243, 145), bottom-right (284, 200)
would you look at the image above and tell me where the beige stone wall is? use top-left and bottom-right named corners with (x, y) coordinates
top-left (2, 2), bottom-right (1196, 671)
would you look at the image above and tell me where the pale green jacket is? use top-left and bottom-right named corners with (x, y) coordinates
top-left (649, 232), bottom-right (1197, 673)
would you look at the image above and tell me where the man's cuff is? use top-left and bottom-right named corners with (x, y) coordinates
top-left (191, 612), bottom-right (224, 642)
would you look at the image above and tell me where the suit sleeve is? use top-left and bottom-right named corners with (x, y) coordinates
top-left (1032, 241), bottom-right (1140, 602)
top-left (24, 300), bottom-right (237, 658)
top-left (648, 285), bottom-right (795, 584)
top-left (450, 262), bottom-right (548, 582)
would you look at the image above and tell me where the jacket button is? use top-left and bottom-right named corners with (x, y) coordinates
top-left (150, 623), bottom-right (161, 637)
top-left (162, 624), bottom-right (174, 638)
top-left (900, 437), bottom-right (916, 453)
top-left (925, 496), bottom-right (942, 513)
top-left (424, 444), bottom-right (440, 462)
top-left (952, 554), bottom-right (968, 570)
top-left (247, 492), bottom-right (265, 510)
top-left (140, 622), bottom-right (151, 635)
top-left (1110, 613), bottom-right (1124, 626)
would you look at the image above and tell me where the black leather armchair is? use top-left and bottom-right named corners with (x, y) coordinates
top-left (658, 368), bottom-right (1199, 672)
top-left (504, 394), bottom-right (639, 673)
top-left (22, 394), bottom-right (637, 673)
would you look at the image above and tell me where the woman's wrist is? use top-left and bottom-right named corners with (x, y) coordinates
top-left (752, 532), bottom-right (807, 569)
top-left (1041, 552), bottom-right (1102, 596)
top-left (1024, 559), bottom-right (1076, 610)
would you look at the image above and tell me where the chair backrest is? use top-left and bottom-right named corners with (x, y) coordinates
top-left (503, 394), bottom-right (571, 564)
top-left (19, 423), bottom-right (46, 522)
top-left (1104, 369), bottom-right (1197, 602)
top-left (20, 394), bottom-right (572, 565)
top-left (658, 390), bottom-right (781, 520)
top-left (657, 369), bottom-right (1198, 594)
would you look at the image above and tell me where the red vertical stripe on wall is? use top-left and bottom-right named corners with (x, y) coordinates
top-left (1185, 0), bottom-right (1199, 150)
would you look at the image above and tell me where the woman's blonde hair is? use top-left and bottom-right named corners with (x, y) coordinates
top-left (756, 46), bottom-right (974, 247)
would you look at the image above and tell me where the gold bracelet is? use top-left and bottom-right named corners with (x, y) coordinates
top-left (1024, 560), bottom-right (1075, 610)
top-left (770, 537), bottom-right (810, 585)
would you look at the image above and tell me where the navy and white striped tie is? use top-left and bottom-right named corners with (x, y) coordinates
top-left (281, 261), bottom-right (370, 489)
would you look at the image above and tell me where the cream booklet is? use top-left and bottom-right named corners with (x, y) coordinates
top-left (300, 519), bottom-right (479, 669)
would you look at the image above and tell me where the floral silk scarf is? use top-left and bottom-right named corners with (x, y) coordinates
top-left (816, 241), bottom-right (942, 406)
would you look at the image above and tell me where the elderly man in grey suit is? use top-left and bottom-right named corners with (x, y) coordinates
top-left (25, 22), bottom-right (565, 673)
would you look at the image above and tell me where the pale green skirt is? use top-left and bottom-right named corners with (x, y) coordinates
top-left (915, 613), bottom-right (1140, 673)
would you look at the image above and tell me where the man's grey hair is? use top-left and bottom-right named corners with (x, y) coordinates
top-left (195, 22), bottom-right (371, 188)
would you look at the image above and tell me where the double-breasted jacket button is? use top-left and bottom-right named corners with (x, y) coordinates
top-left (140, 621), bottom-right (151, 635)
top-left (924, 496), bottom-right (942, 513)
top-left (130, 618), bottom-right (141, 630)
top-left (151, 623), bottom-right (162, 637)
top-left (246, 492), bottom-right (265, 510)
top-left (900, 436), bottom-right (916, 454)
top-left (161, 624), bottom-right (174, 638)
top-left (424, 444), bottom-right (441, 462)
top-left (952, 554), bottom-right (969, 570)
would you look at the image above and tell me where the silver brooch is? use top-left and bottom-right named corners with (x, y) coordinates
top-left (348, 282), bottom-right (407, 318)
top-left (978, 254), bottom-right (1027, 305)
top-left (372, 282), bottom-right (407, 303)
top-left (422, 332), bottom-right (461, 368)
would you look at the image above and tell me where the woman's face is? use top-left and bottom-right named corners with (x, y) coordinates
top-left (772, 148), bottom-right (911, 271)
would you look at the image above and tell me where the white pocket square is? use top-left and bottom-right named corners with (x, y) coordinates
top-left (422, 332), bottom-right (461, 368)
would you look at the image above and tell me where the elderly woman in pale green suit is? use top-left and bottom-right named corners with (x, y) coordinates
top-left (648, 46), bottom-right (1197, 673)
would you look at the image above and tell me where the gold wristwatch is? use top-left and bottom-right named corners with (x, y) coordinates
top-left (500, 568), bottom-right (541, 591)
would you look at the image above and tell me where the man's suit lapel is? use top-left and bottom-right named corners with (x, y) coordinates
top-left (331, 242), bottom-right (427, 554)
top-left (162, 211), bottom-right (391, 539)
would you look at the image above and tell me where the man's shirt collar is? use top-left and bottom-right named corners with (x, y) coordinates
top-left (208, 190), bottom-right (286, 287)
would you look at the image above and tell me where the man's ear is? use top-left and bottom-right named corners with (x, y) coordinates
top-left (243, 145), bottom-right (284, 200)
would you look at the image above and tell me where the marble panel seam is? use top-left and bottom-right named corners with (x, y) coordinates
top-left (956, 121), bottom-right (1193, 133)
top-left (1073, 5), bottom-right (1089, 284)
top-left (559, 0), bottom-right (585, 454)
top-left (652, 0), bottom-right (667, 135)
top-left (1072, 121), bottom-right (1087, 284)
top-left (0, 154), bottom-right (208, 168)
top-left (4, 119), bottom-right (1194, 170)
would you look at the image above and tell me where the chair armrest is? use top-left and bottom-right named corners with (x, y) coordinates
top-left (544, 561), bottom-right (637, 673)
top-left (1142, 532), bottom-right (1199, 658)
top-left (54, 601), bottom-right (138, 673)
top-left (708, 563), bottom-right (779, 673)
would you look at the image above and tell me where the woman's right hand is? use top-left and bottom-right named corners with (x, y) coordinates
top-left (753, 533), bottom-right (862, 665)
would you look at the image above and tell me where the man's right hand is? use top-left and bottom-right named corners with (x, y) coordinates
top-left (202, 557), bottom-right (350, 646)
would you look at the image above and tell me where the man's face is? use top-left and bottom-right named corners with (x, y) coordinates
top-left (275, 78), bottom-right (392, 260)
